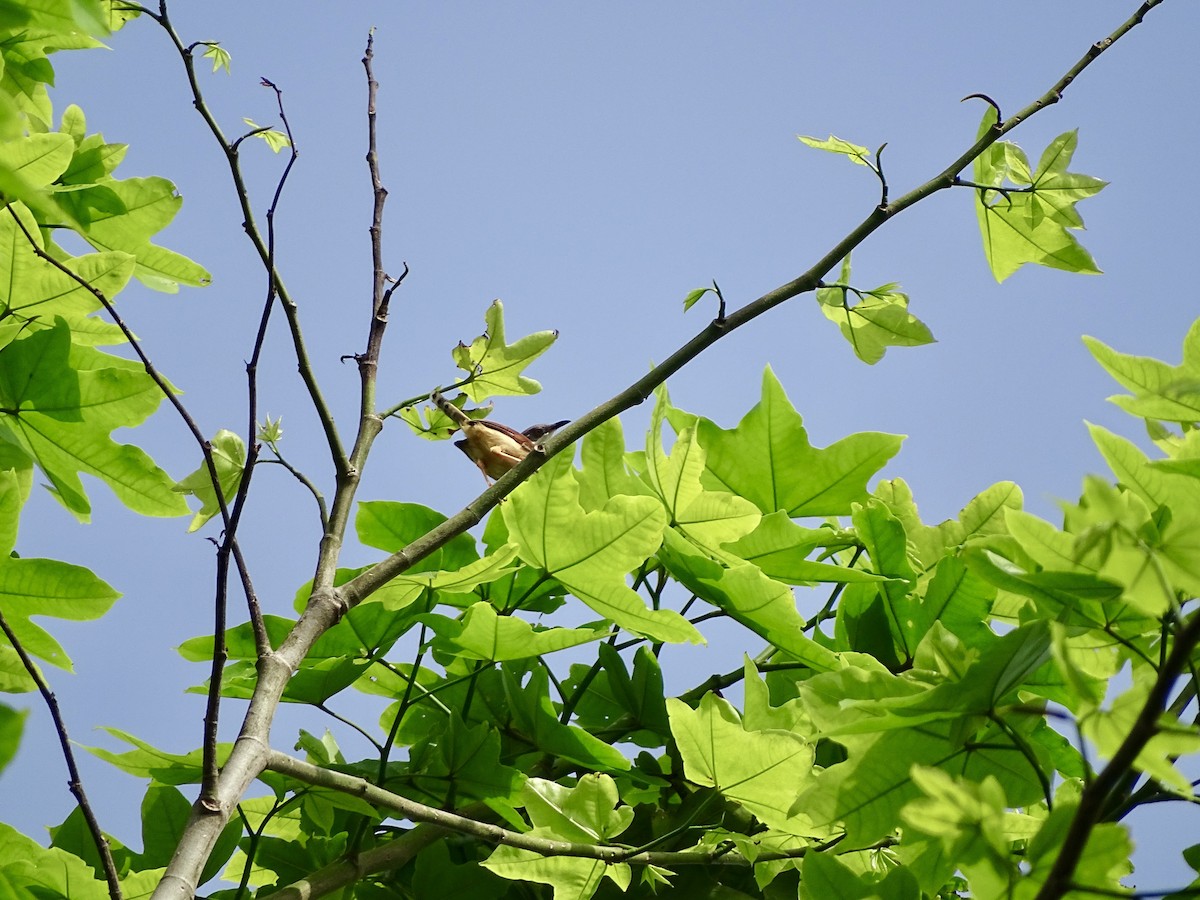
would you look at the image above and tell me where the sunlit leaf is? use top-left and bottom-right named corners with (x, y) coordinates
top-left (973, 109), bottom-right (1105, 282)
top-left (453, 300), bottom-right (558, 400)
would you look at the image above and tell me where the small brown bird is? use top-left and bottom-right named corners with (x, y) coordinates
top-left (432, 390), bottom-right (569, 484)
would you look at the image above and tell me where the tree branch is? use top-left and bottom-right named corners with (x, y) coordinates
top-left (1033, 605), bottom-right (1200, 900)
top-left (265, 750), bottom-right (820, 867)
top-left (0, 608), bottom-right (122, 900)
top-left (148, 1), bottom-right (348, 474)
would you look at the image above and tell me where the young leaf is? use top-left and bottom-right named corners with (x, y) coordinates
top-left (200, 42), bottom-right (232, 74)
top-left (797, 134), bottom-right (871, 166)
top-left (682, 286), bottom-right (712, 312)
top-left (172, 429), bottom-right (245, 533)
top-left (972, 109), bottom-right (1106, 282)
top-left (453, 299), bottom-right (558, 400)
top-left (242, 118), bottom-right (290, 153)
top-left (816, 260), bottom-right (935, 364)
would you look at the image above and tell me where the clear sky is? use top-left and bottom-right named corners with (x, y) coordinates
top-left (6, 0), bottom-right (1199, 887)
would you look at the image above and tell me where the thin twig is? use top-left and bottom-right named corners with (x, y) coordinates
top-left (0, 608), bottom-right (122, 900)
top-left (149, 1), bottom-right (348, 475)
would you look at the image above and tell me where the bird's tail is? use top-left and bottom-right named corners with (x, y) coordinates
top-left (431, 389), bottom-right (470, 427)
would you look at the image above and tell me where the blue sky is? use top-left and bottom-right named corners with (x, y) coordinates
top-left (6, 1), bottom-right (1199, 887)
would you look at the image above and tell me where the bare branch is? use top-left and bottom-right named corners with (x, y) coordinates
top-left (0, 608), bottom-right (122, 900)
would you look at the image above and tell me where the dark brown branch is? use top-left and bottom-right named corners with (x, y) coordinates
top-left (1033, 605), bottom-right (1200, 900)
top-left (0, 608), bottom-right (122, 900)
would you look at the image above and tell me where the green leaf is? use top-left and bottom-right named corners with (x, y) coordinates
top-left (658, 527), bottom-right (840, 672)
top-left (373, 545), bottom-right (522, 611)
top-left (85, 728), bottom-right (229, 785)
top-left (0, 556), bottom-right (118, 682)
top-left (1082, 666), bottom-right (1200, 795)
top-left (0, 703), bottom-right (25, 776)
top-left (172, 429), bottom-right (245, 533)
top-left (643, 389), bottom-right (760, 548)
top-left (453, 299), bottom-right (558, 401)
top-left (503, 447), bottom-right (701, 644)
top-left (972, 110), bottom-right (1105, 282)
top-left (423, 602), bottom-right (610, 662)
top-left (504, 666), bottom-right (631, 772)
top-left (355, 499), bottom-right (479, 571)
top-left (798, 660), bottom-right (1047, 844)
top-left (668, 693), bottom-right (816, 832)
top-left (483, 775), bottom-right (634, 900)
top-left (0, 822), bottom-right (109, 900)
top-left (523, 774), bottom-right (634, 842)
top-left (242, 117), bottom-right (290, 153)
top-left (682, 286), bottom-right (712, 312)
top-left (816, 256), bottom-right (934, 364)
top-left (693, 367), bottom-right (903, 516)
top-left (798, 133), bottom-right (871, 166)
top-left (564, 644), bottom-right (670, 745)
top-left (406, 713), bottom-right (525, 805)
top-left (0, 131), bottom-right (73, 186)
top-left (0, 321), bottom-right (189, 520)
top-left (1084, 319), bottom-right (1200, 422)
top-left (200, 42), bottom-right (231, 73)
top-left (723, 511), bottom-right (884, 585)
top-left (573, 415), bottom-right (645, 509)
top-left (0, 202), bottom-right (134, 330)
top-left (60, 176), bottom-right (211, 292)
top-left (850, 499), bottom-right (918, 657)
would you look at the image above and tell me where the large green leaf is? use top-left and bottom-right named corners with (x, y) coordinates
top-left (973, 109), bottom-right (1105, 282)
top-left (668, 693), bottom-right (816, 833)
top-left (483, 775), bottom-right (633, 900)
top-left (564, 644), bottom-right (670, 745)
top-left (657, 527), bottom-right (840, 672)
top-left (405, 714), bottom-right (525, 805)
top-left (693, 367), bottom-right (903, 517)
top-left (642, 388), bottom-right (760, 548)
top-left (60, 176), bottom-right (211, 292)
top-left (723, 511), bottom-right (884, 585)
top-left (0, 555), bottom-right (118, 686)
top-left (0, 321), bottom-right (188, 520)
top-left (798, 664), bottom-right (1045, 844)
top-left (1084, 318), bottom-right (1200, 422)
top-left (503, 447), bottom-right (701, 644)
top-left (0, 823), bottom-right (109, 900)
top-left (355, 499), bottom-right (479, 570)
top-left (874, 477), bottom-right (1022, 571)
top-left (453, 299), bottom-right (558, 400)
top-left (850, 499), bottom-right (918, 658)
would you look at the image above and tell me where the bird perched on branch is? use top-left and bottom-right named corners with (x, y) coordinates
top-left (432, 389), bottom-right (569, 484)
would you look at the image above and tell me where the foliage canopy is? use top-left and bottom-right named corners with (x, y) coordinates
top-left (0, 3), bottom-right (1197, 900)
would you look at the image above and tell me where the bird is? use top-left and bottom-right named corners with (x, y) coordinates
top-left (432, 389), bottom-right (569, 484)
